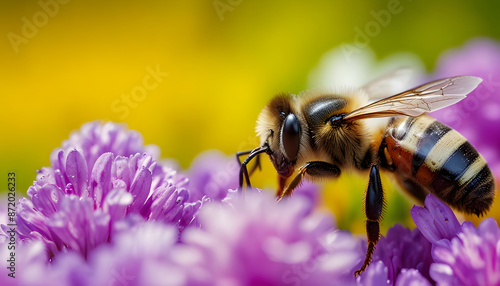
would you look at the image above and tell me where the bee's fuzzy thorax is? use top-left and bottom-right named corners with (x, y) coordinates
top-left (296, 86), bottom-right (372, 169)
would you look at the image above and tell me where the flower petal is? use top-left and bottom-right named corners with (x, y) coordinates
top-left (128, 166), bottom-right (152, 212)
top-left (89, 152), bottom-right (114, 208)
top-left (48, 196), bottom-right (110, 257)
top-left (357, 260), bottom-right (390, 286)
top-left (104, 187), bottom-right (133, 222)
top-left (112, 156), bottom-right (131, 186)
top-left (411, 194), bottom-right (460, 244)
top-left (477, 217), bottom-right (500, 242)
top-left (179, 200), bottom-right (203, 230)
top-left (15, 198), bottom-right (51, 240)
top-left (429, 263), bottom-right (455, 286)
top-left (65, 150), bottom-right (89, 197)
top-left (395, 269), bottom-right (431, 286)
top-left (30, 184), bottom-right (64, 217)
top-left (148, 183), bottom-right (176, 220)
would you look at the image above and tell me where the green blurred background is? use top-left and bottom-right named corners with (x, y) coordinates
top-left (2, 0), bottom-right (499, 232)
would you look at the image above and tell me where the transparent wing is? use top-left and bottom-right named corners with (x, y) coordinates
top-left (361, 68), bottom-right (414, 100)
top-left (344, 76), bottom-right (482, 121)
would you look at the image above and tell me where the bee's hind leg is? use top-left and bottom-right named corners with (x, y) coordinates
top-left (355, 164), bottom-right (385, 276)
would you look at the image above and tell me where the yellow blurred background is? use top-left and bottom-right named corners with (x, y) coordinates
top-left (2, 0), bottom-right (499, 232)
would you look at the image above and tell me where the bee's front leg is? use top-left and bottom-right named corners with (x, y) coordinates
top-left (238, 145), bottom-right (269, 190)
top-left (355, 164), bottom-right (385, 276)
top-left (277, 161), bottom-right (340, 201)
top-left (236, 150), bottom-right (261, 176)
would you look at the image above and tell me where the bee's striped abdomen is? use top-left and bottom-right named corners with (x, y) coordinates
top-left (382, 115), bottom-right (495, 215)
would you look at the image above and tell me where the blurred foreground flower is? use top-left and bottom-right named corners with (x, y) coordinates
top-left (431, 38), bottom-right (500, 177)
top-left (85, 191), bottom-right (366, 286)
top-left (2, 187), bottom-right (440, 286)
top-left (1, 192), bottom-right (365, 286)
top-left (186, 191), bottom-right (364, 285)
top-left (412, 194), bottom-right (500, 286)
top-left (185, 150), bottom-right (239, 202)
top-left (0, 240), bottom-right (85, 286)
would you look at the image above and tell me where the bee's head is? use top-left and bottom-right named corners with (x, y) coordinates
top-left (256, 93), bottom-right (302, 178)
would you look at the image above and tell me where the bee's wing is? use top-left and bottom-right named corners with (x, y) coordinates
top-left (361, 68), bottom-right (414, 100)
top-left (344, 76), bottom-right (482, 121)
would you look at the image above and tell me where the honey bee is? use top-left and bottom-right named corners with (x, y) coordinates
top-left (237, 71), bottom-right (495, 275)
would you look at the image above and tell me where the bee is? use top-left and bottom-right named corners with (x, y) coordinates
top-left (237, 71), bottom-right (495, 276)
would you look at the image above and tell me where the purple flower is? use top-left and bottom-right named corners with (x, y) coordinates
top-left (13, 122), bottom-right (203, 259)
top-left (184, 191), bottom-right (364, 286)
top-left (394, 269), bottom-right (432, 286)
top-left (371, 224), bottom-right (433, 284)
top-left (353, 222), bottom-right (435, 286)
top-left (6, 192), bottom-right (365, 286)
top-left (356, 261), bottom-right (431, 286)
top-left (86, 222), bottom-right (196, 286)
top-left (185, 150), bottom-right (239, 202)
top-left (410, 194), bottom-right (461, 245)
top-left (53, 121), bottom-right (160, 175)
top-left (412, 193), bottom-right (500, 285)
top-left (430, 219), bottom-right (500, 286)
top-left (16, 151), bottom-right (201, 258)
top-left (356, 261), bottom-right (390, 286)
top-left (0, 239), bottom-right (90, 286)
top-left (431, 38), bottom-right (500, 176)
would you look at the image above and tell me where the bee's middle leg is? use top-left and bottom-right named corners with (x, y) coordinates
top-left (277, 161), bottom-right (340, 201)
top-left (355, 164), bottom-right (385, 276)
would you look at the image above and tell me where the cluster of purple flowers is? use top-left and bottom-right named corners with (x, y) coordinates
top-left (1, 38), bottom-right (500, 285)
top-left (8, 122), bottom-right (204, 261)
top-left (412, 194), bottom-right (500, 286)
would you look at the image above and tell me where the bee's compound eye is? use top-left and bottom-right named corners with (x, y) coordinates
top-left (281, 113), bottom-right (301, 161)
